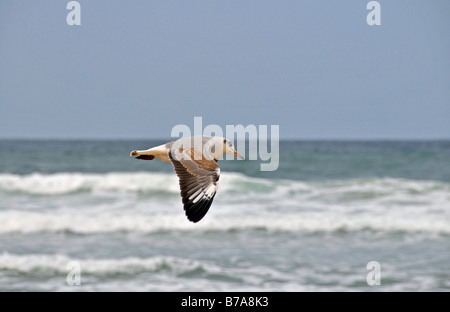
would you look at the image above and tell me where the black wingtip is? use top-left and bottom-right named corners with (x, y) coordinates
top-left (184, 196), bottom-right (215, 223)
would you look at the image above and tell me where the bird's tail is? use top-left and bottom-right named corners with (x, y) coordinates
top-left (130, 144), bottom-right (171, 162)
top-left (136, 155), bottom-right (155, 160)
top-left (130, 150), bottom-right (155, 160)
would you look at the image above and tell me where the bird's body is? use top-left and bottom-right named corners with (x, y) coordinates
top-left (130, 136), bottom-right (242, 223)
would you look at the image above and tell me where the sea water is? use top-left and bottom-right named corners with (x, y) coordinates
top-left (0, 140), bottom-right (449, 291)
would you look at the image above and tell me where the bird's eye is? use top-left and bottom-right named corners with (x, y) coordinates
top-left (223, 139), bottom-right (226, 144)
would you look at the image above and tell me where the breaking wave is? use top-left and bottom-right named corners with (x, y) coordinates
top-left (0, 172), bottom-right (448, 236)
top-left (0, 172), bottom-right (448, 197)
top-left (0, 210), bottom-right (448, 235)
top-left (0, 252), bottom-right (313, 291)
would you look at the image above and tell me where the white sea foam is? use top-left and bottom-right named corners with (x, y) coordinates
top-left (0, 172), bottom-right (448, 235)
top-left (0, 252), bottom-right (205, 275)
top-left (0, 172), bottom-right (181, 195)
top-left (0, 210), bottom-right (448, 235)
top-left (0, 252), bottom-right (441, 292)
top-left (0, 172), bottom-right (448, 198)
top-left (0, 252), bottom-right (320, 291)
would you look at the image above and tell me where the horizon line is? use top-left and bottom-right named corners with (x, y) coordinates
top-left (0, 137), bottom-right (449, 142)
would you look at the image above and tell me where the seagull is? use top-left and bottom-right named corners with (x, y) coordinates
top-left (130, 136), bottom-right (243, 223)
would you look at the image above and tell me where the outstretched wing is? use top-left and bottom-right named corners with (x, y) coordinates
top-left (168, 148), bottom-right (220, 223)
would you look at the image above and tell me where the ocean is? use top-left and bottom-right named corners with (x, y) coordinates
top-left (0, 139), bottom-right (449, 291)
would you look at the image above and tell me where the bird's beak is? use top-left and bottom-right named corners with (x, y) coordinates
top-left (234, 150), bottom-right (244, 160)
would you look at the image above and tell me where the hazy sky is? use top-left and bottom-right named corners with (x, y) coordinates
top-left (0, 1), bottom-right (449, 139)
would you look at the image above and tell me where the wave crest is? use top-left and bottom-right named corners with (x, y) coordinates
top-left (0, 211), bottom-right (448, 236)
top-left (0, 172), bottom-right (181, 195)
top-left (0, 172), bottom-right (448, 197)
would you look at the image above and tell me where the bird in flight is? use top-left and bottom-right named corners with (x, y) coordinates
top-left (130, 136), bottom-right (243, 223)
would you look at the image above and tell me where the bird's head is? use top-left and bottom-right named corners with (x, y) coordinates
top-left (221, 138), bottom-right (244, 159)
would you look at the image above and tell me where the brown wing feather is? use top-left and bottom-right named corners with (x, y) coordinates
top-left (168, 149), bottom-right (220, 223)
